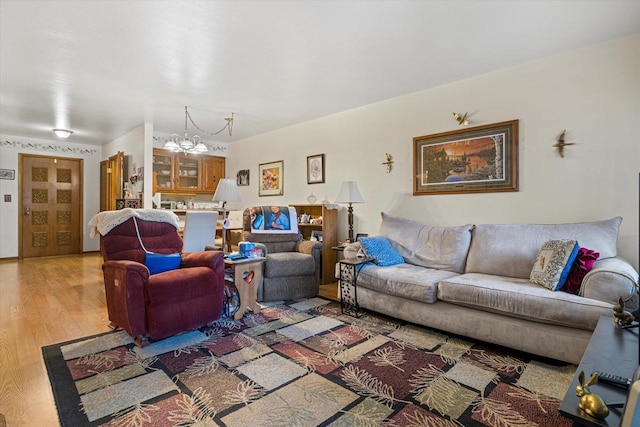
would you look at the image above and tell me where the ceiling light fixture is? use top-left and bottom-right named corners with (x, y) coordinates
top-left (53, 129), bottom-right (73, 138)
top-left (164, 106), bottom-right (209, 154)
top-left (164, 106), bottom-right (235, 155)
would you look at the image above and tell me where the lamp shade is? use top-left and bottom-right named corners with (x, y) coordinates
top-left (334, 181), bottom-right (364, 204)
top-left (213, 179), bottom-right (241, 203)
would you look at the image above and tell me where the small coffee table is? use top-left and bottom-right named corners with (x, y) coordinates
top-left (224, 257), bottom-right (266, 320)
top-left (559, 315), bottom-right (638, 426)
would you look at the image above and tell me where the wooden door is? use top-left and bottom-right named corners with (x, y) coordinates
top-left (99, 152), bottom-right (124, 211)
top-left (202, 156), bottom-right (225, 193)
top-left (20, 155), bottom-right (83, 258)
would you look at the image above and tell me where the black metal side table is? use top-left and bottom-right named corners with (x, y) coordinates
top-left (338, 256), bottom-right (374, 317)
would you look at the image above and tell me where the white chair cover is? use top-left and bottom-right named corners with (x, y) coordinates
top-left (182, 211), bottom-right (219, 252)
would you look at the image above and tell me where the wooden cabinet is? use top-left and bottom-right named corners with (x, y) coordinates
top-left (289, 203), bottom-right (338, 285)
top-left (202, 156), bottom-right (225, 193)
top-left (153, 149), bottom-right (225, 194)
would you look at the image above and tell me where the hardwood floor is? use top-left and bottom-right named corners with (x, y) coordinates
top-left (0, 253), bottom-right (340, 426)
top-left (0, 253), bottom-right (107, 427)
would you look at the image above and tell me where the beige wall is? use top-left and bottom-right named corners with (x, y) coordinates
top-left (227, 34), bottom-right (640, 270)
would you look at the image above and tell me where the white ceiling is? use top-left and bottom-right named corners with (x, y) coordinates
top-left (1, 0), bottom-right (639, 146)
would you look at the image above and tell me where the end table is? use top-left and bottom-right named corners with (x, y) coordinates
top-left (338, 256), bottom-right (374, 317)
top-left (224, 257), bottom-right (266, 320)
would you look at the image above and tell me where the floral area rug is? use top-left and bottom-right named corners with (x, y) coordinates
top-left (42, 298), bottom-right (578, 426)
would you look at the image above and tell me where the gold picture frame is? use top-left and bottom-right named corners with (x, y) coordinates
top-left (259, 160), bottom-right (284, 196)
top-left (413, 120), bottom-right (519, 195)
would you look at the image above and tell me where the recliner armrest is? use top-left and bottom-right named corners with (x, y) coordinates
top-left (101, 260), bottom-right (149, 338)
top-left (181, 250), bottom-right (225, 270)
top-left (297, 240), bottom-right (322, 255)
top-left (102, 259), bottom-right (149, 280)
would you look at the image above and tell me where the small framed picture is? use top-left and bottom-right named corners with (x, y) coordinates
top-left (259, 160), bottom-right (284, 196)
top-left (307, 154), bottom-right (325, 184)
top-left (355, 233), bottom-right (368, 242)
top-left (311, 230), bottom-right (323, 242)
top-left (0, 169), bottom-right (15, 180)
top-left (237, 169), bottom-right (250, 186)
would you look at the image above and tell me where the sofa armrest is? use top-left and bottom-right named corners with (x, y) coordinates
top-left (580, 257), bottom-right (639, 306)
top-left (343, 242), bottom-right (362, 259)
top-left (254, 242), bottom-right (269, 256)
top-left (181, 250), bottom-right (225, 270)
top-left (102, 260), bottom-right (149, 338)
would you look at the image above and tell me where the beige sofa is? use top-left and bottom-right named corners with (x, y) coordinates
top-left (342, 213), bottom-right (638, 364)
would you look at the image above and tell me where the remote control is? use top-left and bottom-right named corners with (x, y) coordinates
top-left (593, 371), bottom-right (631, 389)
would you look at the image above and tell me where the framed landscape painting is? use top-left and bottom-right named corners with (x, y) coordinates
top-left (259, 160), bottom-right (284, 196)
top-left (413, 120), bottom-right (519, 195)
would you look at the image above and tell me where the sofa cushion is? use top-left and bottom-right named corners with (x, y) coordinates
top-left (437, 273), bottom-right (613, 330)
top-left (352, 263), bottom-right (459, 304)
top-left (530, 240), bottom-right (579, 291)
top-left (359, 236), bottom-right (405, 266)
top-left (263, 252), bottom-right (315, 278)
top-left (379, 212), bottom-right (473, 273)
top-left (465, 217), bottom-right (622, 279)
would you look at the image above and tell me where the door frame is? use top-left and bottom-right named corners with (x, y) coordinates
top-left (18, 153), bottom-right (84, 258)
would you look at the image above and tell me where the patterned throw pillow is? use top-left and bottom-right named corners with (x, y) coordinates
top-left (530, 240), bottom-right (579, 291)
top-left (359, 236), bottom-right (405, 267)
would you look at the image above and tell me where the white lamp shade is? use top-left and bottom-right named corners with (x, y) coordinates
top-left (213, 178), bottom-right (241, 203)
top-left (334, 181), bottom-right (364, 204)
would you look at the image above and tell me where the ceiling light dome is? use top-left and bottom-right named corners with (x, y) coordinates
top-left (53, 129), bottom-right (73, 138)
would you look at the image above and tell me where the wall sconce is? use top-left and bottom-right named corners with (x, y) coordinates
top-left (453, 112), bottom-right (469, 126)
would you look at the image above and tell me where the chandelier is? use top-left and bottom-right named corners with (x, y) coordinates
top-left (164, 106), bottom-right (234, 154)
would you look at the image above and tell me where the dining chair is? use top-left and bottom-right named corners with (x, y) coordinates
top-left (183, 211), bottom-right (219, 252)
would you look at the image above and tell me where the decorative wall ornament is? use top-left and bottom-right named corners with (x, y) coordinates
top-left (453, 112), bottom-right (469, 126)
top-left (553, 129), bottom-right (575, 158)
top-left (1, 139), bottom-right (98, 156)
top-left (414, 120), bottom-right (519, 195)
top-left (382, 153), bottom-right (393, 173)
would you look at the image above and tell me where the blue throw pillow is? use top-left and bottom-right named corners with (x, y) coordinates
top-left (145, 252), bottom-right (182, 275)
top-left (359, 236), bottom-right (404, 267)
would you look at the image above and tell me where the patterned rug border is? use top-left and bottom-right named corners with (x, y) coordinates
top-left (42, 297), bottom-right (578, 426)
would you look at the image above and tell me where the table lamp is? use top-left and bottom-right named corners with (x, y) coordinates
top-left (335, 181), bottom-right (364, 243)
top-left (213, 178), bottom-right (241, 250)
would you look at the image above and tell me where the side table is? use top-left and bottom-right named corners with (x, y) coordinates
top-left (338, 256), bottom-right (374, 317)
top-left (224, 257), bottom-right (266, 320)
top-left (559, 315), bottom-right (639, 426)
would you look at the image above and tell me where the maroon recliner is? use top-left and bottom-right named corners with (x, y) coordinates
top-left (100, 217), bottom-right (225, 346)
